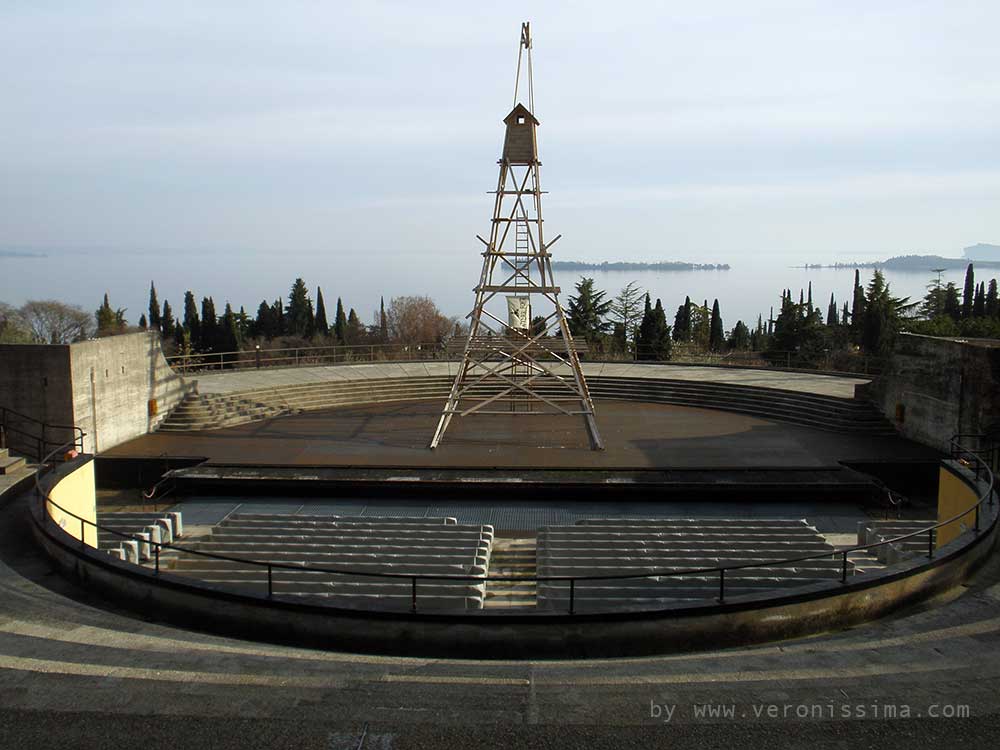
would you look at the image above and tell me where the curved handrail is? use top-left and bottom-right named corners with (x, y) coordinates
top-left (31, 435), bottom-right (997, 614)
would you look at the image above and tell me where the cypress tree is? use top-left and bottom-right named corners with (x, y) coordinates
top-left (272, 298), bottom-right (285, 336)
top-left (183, 291), bottom-right (200, 348)
top-left (96, 293), bottom-right (116, 335)
top-left (161, 300), bottom-right (175, 339)
top-left (962, 263), bottom-right (975, 319)
top-left (973, 281), bottom-right (986, 318)
top-left (218, 303), bottom-right (241, 355)
top-left (709, 299), bottom-right (724, 351)
top-left (200, 296), bottom-right (218, 351)
top-left (672, 304), bottom-right (686, 342)
top-left (826, 293), bottom-right (838, 326)
top-left (730, 320), bottom-right (750, 350)
top-left (850, 269), bottom-right (866, 342)
top-left (314, 288), bottom-right (329, 336)
top-left (346, 308), bottom-right (364, 344)
top-left (986, 279), bottom-right (999, 318)
top-left (636, 294), bottom-right (654, 360)
top-left (139, 313), bottom-right (148, 329)
top-left (651, 299), bottom-right (672, 360)
top-left (334, 297), bottom-right (347, 344)
top-left (379, 296), bottom-right (388, 341)
top-left (148, 281), bottom-right (161, 331)
top-left (807, 282), bottom-right (813, 313)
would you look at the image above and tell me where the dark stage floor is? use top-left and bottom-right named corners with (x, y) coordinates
top-left (105, 399), bottom-right (940, 470)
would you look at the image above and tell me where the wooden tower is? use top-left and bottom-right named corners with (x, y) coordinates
top-left (429, 22), bottom-right (604, 451)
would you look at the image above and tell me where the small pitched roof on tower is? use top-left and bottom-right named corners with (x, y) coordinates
top-left (503, 103), bottom-right (539, 125)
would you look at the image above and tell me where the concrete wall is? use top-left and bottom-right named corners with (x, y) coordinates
top-left (0, 344), bottom-right (75, 449)
top-left (45, 456), bottom-right (97, 548)
top-left (873, 334), bottom-right (1000, 451)
top-left (68, 333), bottom-right (188, 453)
top-left (1, 333), bottom-right (188, 454)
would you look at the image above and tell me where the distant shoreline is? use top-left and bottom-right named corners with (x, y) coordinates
top-left (0, 251), bottom-right (47, 259)
top-left (551, 261), bottom-right (730, 271)
top-left (794, 254), bottom-right (1000, 271)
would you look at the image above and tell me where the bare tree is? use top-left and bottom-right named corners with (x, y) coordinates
top-left (0, 302), bottom-right (32, 343)
top-left (18, 300), bottom-right (93, 344)
top-left (386, 296), bottom-right (455, 348)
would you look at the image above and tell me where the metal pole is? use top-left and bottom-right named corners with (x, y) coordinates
top-left (154, 545), bottom-right (160, 576)
top-left (928, 529), bottom-right (935, 559)
top-left (569, 579), bottom-right (575, 614)
top-left (841, 551), bottom-right (848, 583)
top-left (411, 577), bottom-right (417, 613)
top-left (267, 564), bottom-right (273, 598)
top-left (718, 569), bottom-right (725, 602)
top-left (80, 518), bottom-right (85, 548)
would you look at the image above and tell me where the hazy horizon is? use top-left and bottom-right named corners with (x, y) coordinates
top-left (2, 1), bottom-right (999, 323)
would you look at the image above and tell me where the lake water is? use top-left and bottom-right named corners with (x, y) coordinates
top-left (0, 249), bottom-right (984, 334)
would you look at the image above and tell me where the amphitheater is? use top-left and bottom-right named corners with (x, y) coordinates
top-left (1, 332), bottom-right (999, 746)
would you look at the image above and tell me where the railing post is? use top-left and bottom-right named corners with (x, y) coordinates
top-left (841, 551), bottom-right (848, 583)
top-left (718, 569), bottom-right (725, 602)
top-left (80, 518), bottom-right (85, 548)
top-left (569, 578), bottom-right (575, 614)
top-left (267, 564), bottom-right (273, 598)
top-left (975, 503), bottom-right (981, 534)
top-left (154, 545), bottom-right (160, 576)
top-left (928, 528), bottom-right (935, 559)
top-left (411, 577), bottom-right (417, 613)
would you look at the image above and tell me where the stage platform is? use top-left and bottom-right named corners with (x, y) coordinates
top-left (107, 399), bottom-right (938, 470)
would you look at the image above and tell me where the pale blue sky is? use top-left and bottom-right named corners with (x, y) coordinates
top-left (1, 1), bottom-right (998, 319)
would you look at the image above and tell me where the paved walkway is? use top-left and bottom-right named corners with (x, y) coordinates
top-left (191, 362), bottom-right (870, 400)
top-left (2, 485), bottom-right (999, 747)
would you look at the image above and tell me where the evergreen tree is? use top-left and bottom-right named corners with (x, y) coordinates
top-left (253, 301), bottom-right (271, 340)
top-left (850, 269), bottom-right (866, 342)
top-left (566, 277), bottom-right (612, 342)
top-left (862, 270), bottom-right (915, 356)
top-left (962, 263), bottom-right (975, 319)
top-left (314, 287), bottom-right (329, 336)
top-left (139, 313), bottom-right (148, 329)
top-left (649, 299), bottom-right (672, 360)
top-left (148, 281), bottom-right (161, 331)
top-left (334, 297), bottom-right (347, 344)
top-left (95, 293), bottom-right (126, 336)
top-left (807, 282), bottom-right (813, 313)
top-left (286, 279), bottom-right (312, 337)
top-left (346, 308), bottom-right (364, 344)
top-left (826, 293), bottom-right (838, 326)
top-left (609, 281), bottom-right (644, 350)
top-left (729, 320), bottom-right (751, 350)
top-left (987, 279), bottom-right (999, 318)
top-left (161, 300), bottom-right (175, 338)
top-left (973, 281), bottom-right (986, 318)
top-left (672, 304), bottom-right (686, 342)
top-left (943, 283), bottom-right (962, 320)
top-left (709, 299), bottom-right (724, 351)
top-left (690, 300), bottom-right (711, 348)
top-left (379, 296), bottom-right (388, 341)
top-left (636, 294), bottom-right (654, 359)
top-left (183, 291), bottom-right (200, 348)
top-left (218, 303), bottom-right (241, 355)
top-left (272, 298), bottom-right (285, 336)
top-left (200, 296), bottom-right (218, 351)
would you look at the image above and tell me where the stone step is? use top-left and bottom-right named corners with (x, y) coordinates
top-left (0, 454), bottom-right (27, 475)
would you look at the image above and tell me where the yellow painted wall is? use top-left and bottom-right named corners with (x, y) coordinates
top-left (46, 459), bottom-right (97, 548)
top-left (937, 464), bottom-right (979, 548)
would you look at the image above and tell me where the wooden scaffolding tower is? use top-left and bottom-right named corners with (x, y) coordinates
top-left (429, 22), bottom-right (604, 450)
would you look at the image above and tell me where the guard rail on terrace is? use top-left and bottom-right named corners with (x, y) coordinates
top-left (0, 406), bottom-right (85, 463)
top-left (31, 436), bottom-right (997, 616)
top-left (165, 342), bottom-right (882, 376)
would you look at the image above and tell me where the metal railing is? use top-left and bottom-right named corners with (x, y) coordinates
top-left (164, 341), bottom-right (882, 377)
top-left (32, 435), bottom-right (997, 616)
top-left (0, 405), bottom-right (85, 462)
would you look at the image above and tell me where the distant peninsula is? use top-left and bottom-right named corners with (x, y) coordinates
top-left (796, 254), bottom-right (1000, 271)
top-left (551, 260), bottom-right (730, 271)
top-left (0, 250), bottom-right (47, 259)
